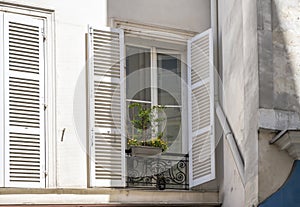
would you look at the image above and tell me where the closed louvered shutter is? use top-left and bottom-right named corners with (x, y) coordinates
top-left (88, 27), bottom-right (125, 187)
top-left (3, 13), bottom-right (45, 188)
top-left (188, 29), bottom-right (215, 187)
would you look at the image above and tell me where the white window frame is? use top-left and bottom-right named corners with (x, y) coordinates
top-left (115, 19), bottom-right (200, 156)
top-left (156, 49), bottom-right (188, 153)
top-left (110, 19), bottom-right (216, 187)
top-left (125, 44), bottom-right (188, 153)
top-left (0, 3), bottom-right (56, 188)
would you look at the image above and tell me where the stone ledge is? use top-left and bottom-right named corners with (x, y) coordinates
top-left (259, 108), bottom-right (300, 130)
top-left (0, 188), bottom-right (219, 206)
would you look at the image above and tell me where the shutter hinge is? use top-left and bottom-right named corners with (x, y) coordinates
top-left (44, 104), bottom-right (48, 110)
top-left (44, 171), bottom-right (48, 177)
top-left (41, 28), bottom-right (46, 41)
top-left (89, 27), bottom-right (93, 35)
top-left (91, 128), bottom-right (94, 146)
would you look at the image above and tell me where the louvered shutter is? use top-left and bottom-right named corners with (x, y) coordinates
top-left (3, 13), bottom-right (45, 188)
top-left (0, 12), bottom-right (4, 187)
top-left (88, 27), bottom-right (125, 187)
top-left (188, 29), bottom-right (215, 187)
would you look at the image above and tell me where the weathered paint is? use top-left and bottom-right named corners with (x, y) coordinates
top-left (258, 0), bottom-right (300, 113)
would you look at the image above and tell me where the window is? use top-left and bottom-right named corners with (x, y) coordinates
top-left (0, 11), bottom-right (48, 188)
top-left (88, 24), bottom-right (215, 188)
top-left (125, 45), bottom-right (187, 153)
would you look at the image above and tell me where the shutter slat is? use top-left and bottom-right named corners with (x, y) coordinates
top-left (89, 27), bottom-right (125, 187)
top-left (188, 29), bottom-right (215, 187)
top-left (4, 13), bottom-right (45, 188)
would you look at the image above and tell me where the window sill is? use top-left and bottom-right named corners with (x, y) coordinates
top-left (0, 188), bottom-right (220, 206)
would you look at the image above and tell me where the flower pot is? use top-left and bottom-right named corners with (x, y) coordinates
top-left (130, 146), bottom-right (162, 157)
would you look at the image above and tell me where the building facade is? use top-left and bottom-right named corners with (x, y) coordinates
top-left (0, 0), bottom-right (299, 206)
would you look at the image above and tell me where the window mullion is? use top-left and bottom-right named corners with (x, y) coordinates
top-left (151, 47), bottom-right (158, 139)
top-left (181, 55), bottom-right (188, 153)
top-left (151, 47), bottom-right (158, 106)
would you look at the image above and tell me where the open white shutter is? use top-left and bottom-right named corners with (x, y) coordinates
top-left (0, 12), bottom-right (4, 187)
top-left (3, 13), bottom-right (45, 188)
top-left (88, 27), bottom-right (125, 187)
top-left (188, 29), bottom-right (215, 187)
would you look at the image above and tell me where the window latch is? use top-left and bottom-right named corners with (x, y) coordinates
top-left (61, 128), bottom-right (66, 142)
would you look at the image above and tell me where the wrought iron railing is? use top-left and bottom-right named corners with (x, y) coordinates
top-left (126, 151), bottom-right (189, 190)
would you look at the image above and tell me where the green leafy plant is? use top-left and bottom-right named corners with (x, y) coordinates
top-left (127, 103), bottom-right (168, 151)
top-left (127, 135), bottom-right (168, 152)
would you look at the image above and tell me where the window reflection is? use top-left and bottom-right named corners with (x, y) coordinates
top-left (126, 46), bottom-right (151, 101)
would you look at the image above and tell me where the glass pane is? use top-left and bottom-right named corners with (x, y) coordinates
top-left (126, 101), bottom-right (152, 147)
top-left (157, 53), bottom-right (181, 105)
top-left (126, 46), bottom-right (151, 101)
top-left (160, 107), bottom-right (182, 153)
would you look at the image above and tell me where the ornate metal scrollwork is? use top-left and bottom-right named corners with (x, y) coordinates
top-left (126, 153), bottom-right (189, 190)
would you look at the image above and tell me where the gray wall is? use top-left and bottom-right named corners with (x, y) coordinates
top-left (258, 0), bottom-right (300, 113)
top-left (257, 0), bottom-right (300, 202)
top-left (107, 0), bottom-right (211, 33)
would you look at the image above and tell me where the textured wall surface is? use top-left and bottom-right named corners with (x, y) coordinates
top-left (257, 0), bottom-right (300, 202)
top-left (258, 0), bottom-right (300, 113)
top-left (219, 0), bottom-right (259, 206)
top-left (220, 0), bottom-right (246, 204)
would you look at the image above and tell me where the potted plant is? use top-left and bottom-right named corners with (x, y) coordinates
top-left (127, 103), bottom-right (168, 156)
